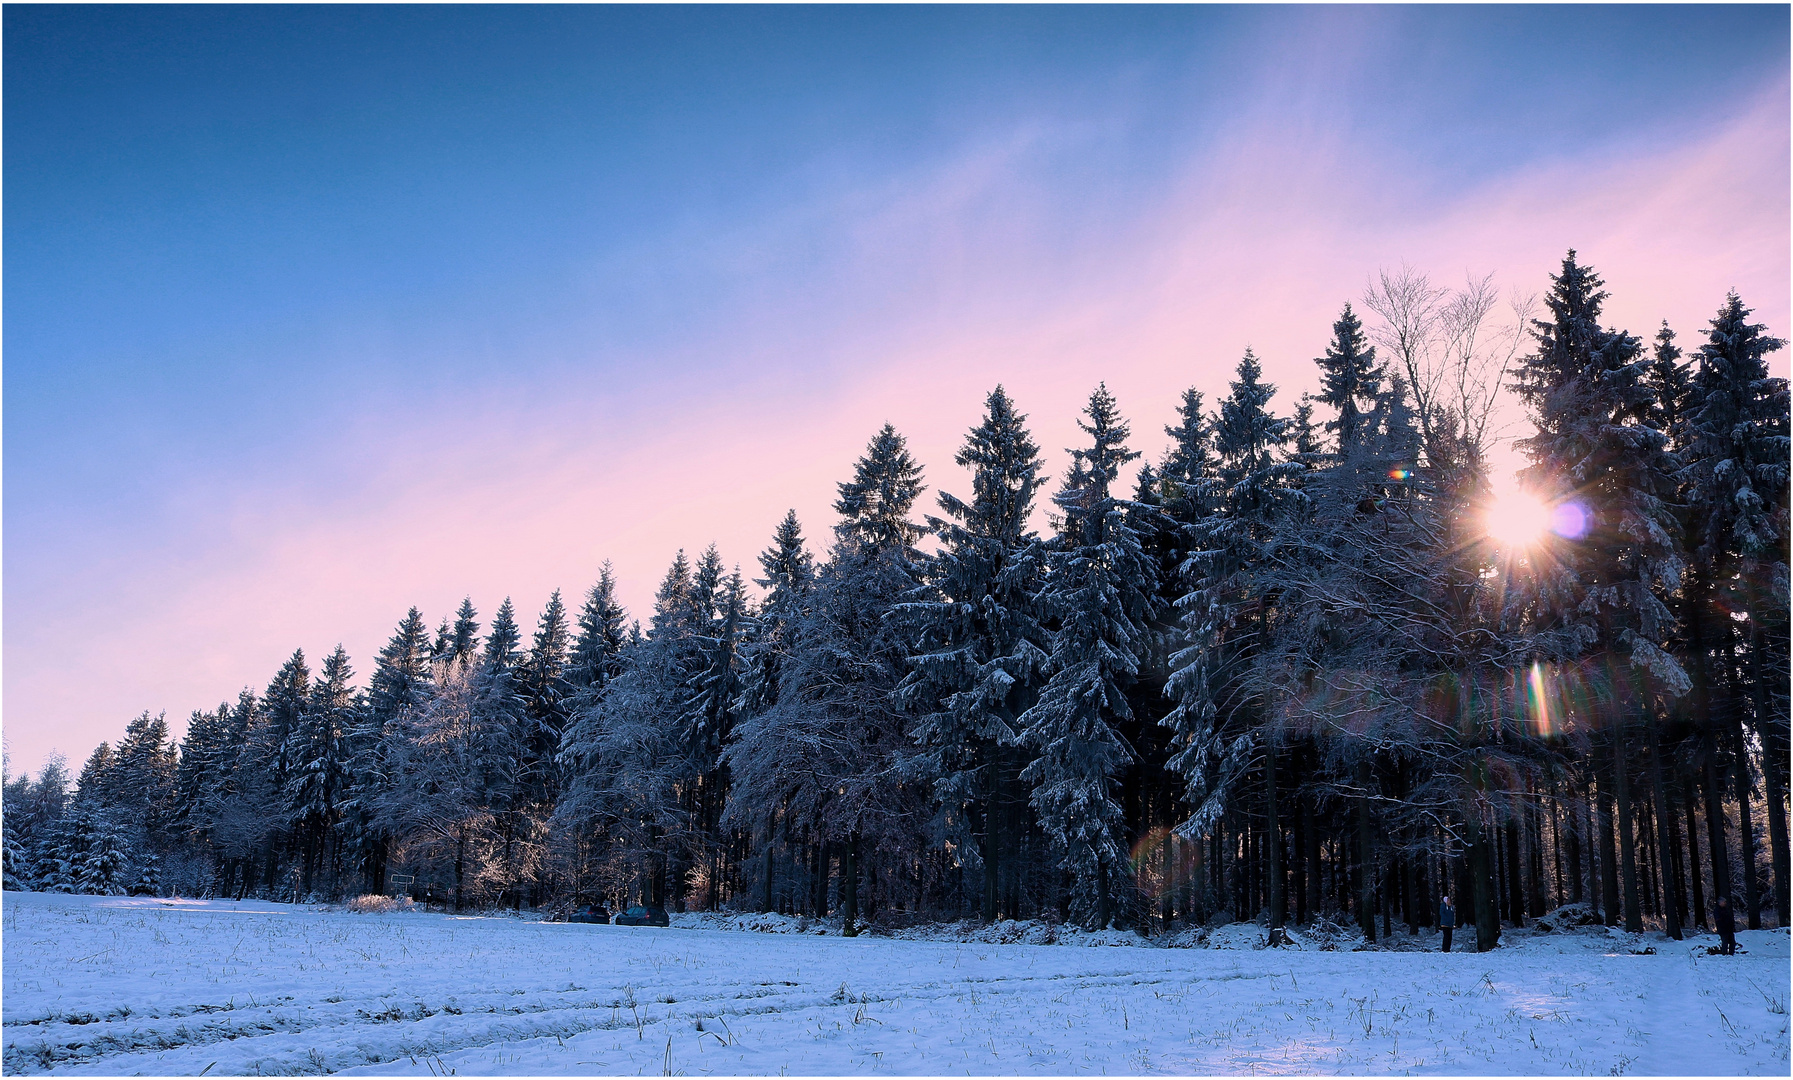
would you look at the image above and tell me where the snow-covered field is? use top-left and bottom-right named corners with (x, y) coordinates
top-left (3, 892), bottom-right (1787, 1076)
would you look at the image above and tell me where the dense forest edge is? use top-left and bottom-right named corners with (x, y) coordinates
top-left (6, 250), bottom-right (1788, 953)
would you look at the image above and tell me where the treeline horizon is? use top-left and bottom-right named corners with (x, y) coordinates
top-left (5, 250), bottom-right (1787, 952)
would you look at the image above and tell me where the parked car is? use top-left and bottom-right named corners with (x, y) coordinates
top-left (568, 904), bottom-right (610, 924)
top-left (613, 904), bottom-right (670, 927)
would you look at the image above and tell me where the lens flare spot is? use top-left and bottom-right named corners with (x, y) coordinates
top-left (1527, 662), bottom-right (1553, 736)
top-left (1549, 501), bottom-right (1589, 540)
top-left (1129, 827), bottom-right (1202, 902)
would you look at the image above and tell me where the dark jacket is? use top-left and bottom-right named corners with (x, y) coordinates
top-left (1437, 900), bottom-right (1456, 928)
top-left (1716, 902), bottom-right (1736, 935)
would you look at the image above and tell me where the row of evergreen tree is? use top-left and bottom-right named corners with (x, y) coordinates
top-left (5, 252), bottom-right (1786, 951)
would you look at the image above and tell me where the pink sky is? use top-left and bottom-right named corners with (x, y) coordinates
top-left (7, 72), bottom-right (1786, 776)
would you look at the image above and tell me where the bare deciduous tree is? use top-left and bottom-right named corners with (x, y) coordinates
top-left (1363, 265), bottom-right (1535, 464)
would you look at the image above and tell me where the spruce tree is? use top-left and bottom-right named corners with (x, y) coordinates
top-left (567, 564), bottom-right (630, 698)
top-left (287, 645), bottom-right (355, 896)
top-left (1166, 350), bottom-right (1297, 914)
top-left (739, 512), bottom-right (813, 717)
top-left (520, 590), bottom-right (573, 809)
top-left (75, 743), bottom-right (116, 808)
top-left (473, 598), bottom-right (530, 893)
top-left (903, 386), bottom-right (1048, 922)
top-left (448, 598), bottom-right (482, 669)
top-left (726, 426), bottom-right (927, 933)
top-left (730, 513), bottom-right (814, 911)
top-left (1160, 387), bottom-right (1217, 527)
top-left (1020, 384), bottom-right (1155, 928)
top-left (344, 607), bottom-right (434, 894)
top-left (1684, 292), bottom-right (1790, 928)
top-left (834, 423), bottom-right (926, 551)
top-left (1315, 303), bottom-right (1385, 456)
top-left (561, 552), bottom-right (710, 909)
top-left (171, 706), bottom-right (232, 848)
top-left (1511, 251), bottom-right (1685, 935)
top-left (3, 814), bottom-right (28, 890)
top-left (110, 711), bottom-right (177, 838)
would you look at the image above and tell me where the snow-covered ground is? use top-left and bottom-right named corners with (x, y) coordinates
top-left (3, 892), bottom-right (1787, 1075)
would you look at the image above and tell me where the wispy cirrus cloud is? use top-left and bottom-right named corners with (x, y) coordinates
top-left (6, 19), bottom-right (1785, 773)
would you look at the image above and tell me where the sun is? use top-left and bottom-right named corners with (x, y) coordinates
top-left (1486, 488), bottom-right (1554, 550)
top-left (1485, 481), bottom-right (1590, 550)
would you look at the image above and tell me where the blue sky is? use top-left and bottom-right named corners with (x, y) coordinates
top-left (5, 5), bottom-right (1787, 774)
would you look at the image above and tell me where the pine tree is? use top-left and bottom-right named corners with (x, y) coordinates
top-left (110, 711), bottom-right (177, 838)
top-left (287, 645), bottom-right (356, 896)
top-left (473, 598), bottom-right (529, 831)
top-left (1642, 319), bottom-right (1696, 941)
top-left (1160, 387), bottom-right (1217, 527)
top-left (77, 815), bottom-right (135, 894)
top-left (1166, 350), bottom-right (1297, 895)
top-left (206, 689), bottom-right (284, 897)
top-left (1644, 322), bottom-right (1695, 452)
top-left (344, 607), bottom-right (434, 894)
top-left (1512, 250), bottom-right (1685, 935)
top-left (729, 513), bottom-right (814, 912)
top-left (1020, 384), bottom-right (1155, 928)
top-left (1684, 292), bottom-right (1790, 928)
top-left (689, 546), bottom-right (726, 631)
top-left (74, 743), bottom-right (116, 808)
top-left (373, 658), bottom-right (499, 911)
top-left (367, 609), bottom-right (435, 721)
top-left (2, 814), bottom-right (27, 890)
top-left (1315, 303), bottom-right (1385, 456)
top-left (448, 598), bottom-right (482, 669)
top-left (560, 553), bottom-right (711, 909)
top-left (568, 564), bottom-right (630, 698)
top-left (726, 426), bottom-right (928, 933)
top-left (903, 386), bottom-right (1049, 922)
top-left (739, 512), bottom-right (814, 717)
top-left (171, 706), bottom-right (232, 847)
top-left (519, 591), bottom-right (573, 813)
top-left (34, 810), bottom-right (100, 893)
top-left (834, 423), bottom-right (926, 550)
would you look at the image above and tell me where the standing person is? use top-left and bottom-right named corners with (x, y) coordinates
top-left (1438, 895), bottom-right (1456, 953)
top-left (1715, 895), bottom-right (1736, 955)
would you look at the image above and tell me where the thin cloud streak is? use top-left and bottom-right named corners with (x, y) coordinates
top-left (6, 72), bottom-right (1785, 774)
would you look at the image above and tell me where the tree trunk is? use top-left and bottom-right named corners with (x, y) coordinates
top-left (1684, 771), bottom-right (1708, 930)
top-left (1096, 857), bottom-right (1112, 929)
top-left (1304, 798), bottom-right (1321, 922)
top-left (1703, 750), bottom-right (1733, 909)
top-left (1527, 797), bottom-right (1547, 917)
top-left (982, 743), bottom-right (1001, 923)
top-left (841, 835), bottom-right (859, 936)
top-left (1613, 724), bottom-right (1643, 932)
top-left (1749, 619), bottom-right (1790, 928)
top-left (1505, 815), bottom-right (1525, 928)
top-left (1647, 714), bottom-right (1683, 939)
top-left (1549, 776), bottom-right (1567, 908)
top-left (761, 821), bottom-right (776, 914)
top-left (1731, 713), bottom-right (1762, 929)
top-left (1160, 786), bottom-right (1175, 931)
top-left (1597, 772), bottom-right (1620, 926)
top-left (453, 827), bottom-right (466, 912)
top-left (1467, 810), bottom-right (1499, 952)
top-left (1267, 738), bottom-right (1284, 931)
top-left (1564, 774), bottom-right (1583, 904)
top-left (1357, 761), bottom-right (1376, 941)
top-left (1761, 723), bottom-right (1791, 928)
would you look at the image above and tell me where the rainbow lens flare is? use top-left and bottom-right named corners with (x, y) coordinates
top-left (1129, 827), bottom-right (1202, 901)
top-left (1527, 662), bottom-right (1553, 736)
